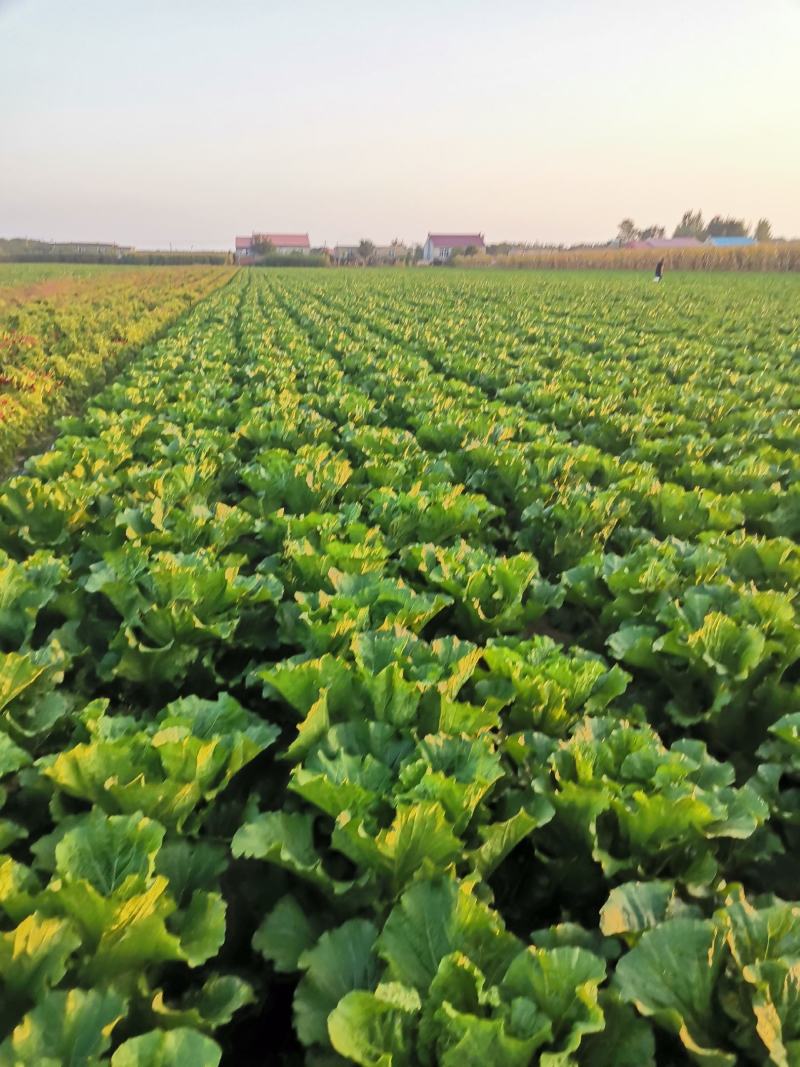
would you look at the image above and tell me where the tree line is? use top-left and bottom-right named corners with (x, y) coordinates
top-left (617, 211), bottom-right (773, 244)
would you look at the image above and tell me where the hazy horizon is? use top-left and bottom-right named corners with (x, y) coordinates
top-left (2, 0), bottom-right (799, 250)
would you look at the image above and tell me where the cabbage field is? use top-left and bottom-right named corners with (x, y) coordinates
top-left (0, 266), bottom-right (799, 1065)
top-left (0, 264), bottom-right (232, 470)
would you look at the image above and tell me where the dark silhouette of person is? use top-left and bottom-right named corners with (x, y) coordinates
top-left (654, 258), bottom-right (664, 281)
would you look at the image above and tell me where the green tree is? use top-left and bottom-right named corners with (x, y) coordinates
top-left (639, 226), bottom-right (665, 240)
top-left (755, 218), bottom-right (773, 242)
top-left (617, 219), bottom-right (639, 244)
top-left (251, 237), bottom-right (275, 256)
top-left (358, 240), bottom-right (376, 263)
top-left (673, 210), bottom-right (706, 239)
top-left (706, 216), bottom-right (749, 238)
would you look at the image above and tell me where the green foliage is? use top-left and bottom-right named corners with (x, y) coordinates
top-left (0, 987), bottom-right (126, 1066)
top-left (755, 218), bottom-right (773, 242)
top-left (0, 264), bottom-right (232, 471)
top-left (706, 215), bottom-right (750, 237)
top-left (111, 1028), bottom-right (222, 1066)
top-left (252, 252), bottom-right (329, 267)
top-left (674, 208), bottom-right (707, 238)
top-left (0, 267), bottom-right (797, 1063)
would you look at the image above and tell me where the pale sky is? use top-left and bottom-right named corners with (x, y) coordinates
top-left (1, 0), bottom-right (799, 249)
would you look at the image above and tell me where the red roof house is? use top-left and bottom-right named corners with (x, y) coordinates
top-left (254, 233), bottom-right (311, 252)
top-left (422, 233), bottom-right (485, 262)
top-left (234, 233), bottom-right (311, 261)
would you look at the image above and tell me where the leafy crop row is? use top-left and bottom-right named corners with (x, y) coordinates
top-left (0, 264), bottom-right (233, 472)
top-left (0, 268), bottom-right (798, 1064)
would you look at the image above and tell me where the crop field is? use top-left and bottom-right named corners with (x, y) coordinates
top-left (0, 266), bottom-right (799, 1065)
top-left (0, 263), bottom-right (233, 471)
top-left (0, 263), bottom-right (111, 288)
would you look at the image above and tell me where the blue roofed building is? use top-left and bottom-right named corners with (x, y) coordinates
top-left (705, 236), bottom-right (756, 247)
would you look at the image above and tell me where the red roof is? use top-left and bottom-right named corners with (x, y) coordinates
top-left (255, 233), bottom-right (310, 249)
top-left (235, 236), bottom-right (253, 250)
top-left (428, 233), bottom-right (485, 249)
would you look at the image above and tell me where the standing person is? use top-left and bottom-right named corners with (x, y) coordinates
top-left (654, 258), bottom-right (665, 282)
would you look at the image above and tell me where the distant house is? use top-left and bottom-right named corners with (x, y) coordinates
top-left (625, 237), bottom-right (703, 250)
top-left (705, 236), bottom-right (756, 248)
top-left (234, 233), bottom-right (311, 262)
top-left (333, 245), bottom-right (360, 265)
top-left (374, 242), bottom-right (409, 265)
top-left (235, 236), bottom-right (254, 262)
top-left (422, 233), bottom-right (485, 263)
top-left (261, 233), bottom-right (311, 254)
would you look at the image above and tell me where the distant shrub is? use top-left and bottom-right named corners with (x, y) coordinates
top-left (251, 253), bottom-right (330, 268)
top-left (122, 253), bottom-right (232, 265)
top-left (0, 251), bottom-right (233, 265)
